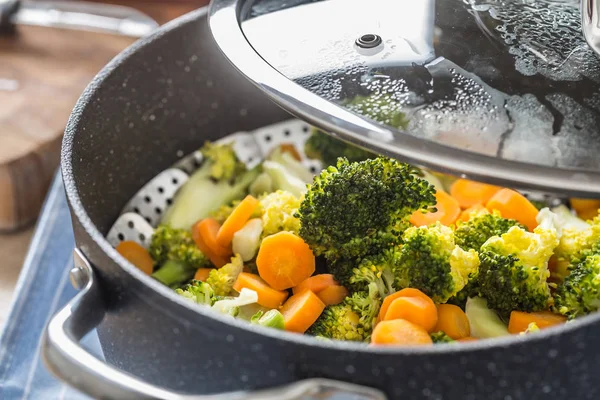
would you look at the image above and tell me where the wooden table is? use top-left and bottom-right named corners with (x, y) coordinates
top-left (0, 1), bottom-right (203, 327)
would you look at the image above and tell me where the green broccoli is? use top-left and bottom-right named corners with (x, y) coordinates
top-left (550, 205), bottom-right (600, 280)
top-left (348, 249), bottom-right (399, 297)
top-left (163, 141), bottom-right (259, 230)
top-left (553, 254), bottom-right (600, 318)
top-left (175, 280), bottom-right (215, 305)
top-left (206, 254), bottom-right (244, 296)
top-left (396, 223), bottom-right (480, 303)
top-left (200, 141), bottom-right (247, 181)
top-left (454, 210), bottom-right (526, 251)
top-left (309, 282), bottom-right (381, 341)
top-left (477, 211), bottom-right (558, 318)
top-left (259, 190), bottom-right (302, 238)
top-left (297, 157), bottom-right (436, 263)
top-left (307, 303), bottom-right (368, 341)
top-left (430, 331), bottom-right (455, 343)
top-left (148, 225), bottom-right (210, 286)
top-left (304, 129), bottom-right (375, 166)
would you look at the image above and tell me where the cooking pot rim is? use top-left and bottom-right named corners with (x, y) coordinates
top-left (60, 6), bottom-right (600, 357)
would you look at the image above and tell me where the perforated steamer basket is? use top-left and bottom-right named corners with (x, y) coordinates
top-left (40, 5), bottom-right (600, 400)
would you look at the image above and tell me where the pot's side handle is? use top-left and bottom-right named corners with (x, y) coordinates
top-left (41, 248), bottom-right (387, 400)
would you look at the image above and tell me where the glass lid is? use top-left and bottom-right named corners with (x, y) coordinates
top-left (209, 0), bottom-right (600, 197)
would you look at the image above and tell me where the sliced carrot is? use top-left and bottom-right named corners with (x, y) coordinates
top-left (194, 268), bottom-right (213, 282)
top-left (279, 144), bottom-right (302, 161)
top-left (378, 288), bottom-right (434, 323)
top-left (410, 190), bottom-right (461, 227)
top-left (116, 241), bottom-right (154, 275)
top-left (280, 290), bottom-right (325, 333)
top-left (317, 285), bottom-right (349, 306)
top-left (192, 226), bottom-right (229, 268)
top-left (570, 198), bottom-right (600, 215)
top-left (371, 319), bottom-right (433, 346)
top-left (450, 179), bottom-right (502, 209)
top-left (458, 337), bottom-right (478, 342)
top-left (292, 274), bottom-right (338, 295)
top-left (486, 189), bottom-right (539, 231)
top-left (508, 311), bottom-right (567, 334)
top-left (459, 203), bottom-right (488, 222)
top-left (233, 272), bottom-right (289, 309)
top-left (194, 218), bottom-right (232, 257)
top-left (577, 208), bottom-right (599, 221)
top-left (434, 304), bottom-right (470, 339)
top-left (216, 195), bottom-right (259, 247)
top-left (384, 296), bottom-right (438, 332)
top-left (256, 232), bottom-right (316, 290)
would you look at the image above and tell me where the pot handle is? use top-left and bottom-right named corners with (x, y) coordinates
top-left (41, 248), bottom-right (387, 400)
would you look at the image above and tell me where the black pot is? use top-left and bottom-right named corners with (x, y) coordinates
top-left (42, 7), bottom-right (600, 400)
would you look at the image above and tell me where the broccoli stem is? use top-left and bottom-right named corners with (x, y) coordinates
top-left (151, 260), bottom-right (195, 287)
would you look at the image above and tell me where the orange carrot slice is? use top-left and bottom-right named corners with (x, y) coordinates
top-left (194, 268), bottom-right (213, 282)
top-left (116, 241), bottom-right (154, 275)
top-left (410, 190), bottom-right (461, 227)
top-left (508, 311), bottom-right (567, 334)
top-left (194, 218), bottom-right (232, 257)
top-left (280, 290), bottom-right (325, 333)
top-left (371, 319), bottom-right (433, 346)
top-left (216, 195), bottom-right (259, 247)
top-left (233, 272), bottom-right (289, 309)
top-left (384, 296), bottom-right (438, 332)
top-left (486, 189), bottom-right (539, 231)
top-left (256, 232), bottom-right (316, 290)
top-left (459, 203), bottom-right (488, 222)
top-left (292, 274), bottom-right (338, 295)
top-left (458, 337), bottom-right (478, 342)
top-left (279, 144), bottom-right (302, 161)
top-left (577, 208), bottom-right (599, 221)
top-left (317, 285), bottom-right (349, 306)
top-left (570, 198), bottom-right (600, 216)
top-left (378, 288), bottom-right (434, 323)
top-left (434, 304), bottom-right (470, 339)
top-left (450, 179), bottom-right (502, 209)
top-left (192, 226), bottom-right (229, 268)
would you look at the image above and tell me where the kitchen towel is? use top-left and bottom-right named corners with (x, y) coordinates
top-left (0, 171), bottom-right (96, 400)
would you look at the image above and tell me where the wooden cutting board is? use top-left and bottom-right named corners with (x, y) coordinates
top-left (0, 26), bottom-right (135, 231)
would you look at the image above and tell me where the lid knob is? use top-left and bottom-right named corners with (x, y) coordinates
top-left (355, 34), bottom-right (382, 49)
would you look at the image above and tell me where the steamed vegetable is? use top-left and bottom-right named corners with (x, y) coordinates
top-left (371, 319), bottom-right (433, 346)
top-left (465, 297), bottom-right (510, 339)
top-left (116, 241), bottom-right (154, 275)
top-left (280, 289), bottom-right (326, 333)
top-left (232, 218), bottom-right (263, 261)
top-left (251, 309), bottom-right (285, 330)
top-left (163, 142), bottom-right (259, 230)
top-left (206, 254), bottom-right (244, 296)
top-left (297, 157), bottom-right (436, 262)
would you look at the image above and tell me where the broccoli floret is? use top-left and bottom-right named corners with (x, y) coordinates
top-left (553, 254), bottom-right (600, 318)
top-left (430, 331), bottom-right (455, 343)
top-left (259, 190), bottom-right (302, 237)
top-left (175, 280), bottom-right (215, 305)
top-left (297, 157), bottom-right (436, 262)
top-left (149, 225), bottom-right (210, 286)
top-left (212, 288), bottom-right (258, 317)
top-left (149, 225), bottom-right (209, 268)
top-left (551, 205), bottom-right (600, 274)
top-left (455, 210), bottom-right (526, 251)
top-left (345, 282), bottom-right (383, 335)
top-left (206, 254), bottom-right (244, 296)
top-left (304, 129), bottom-right (375, 166)
top-left (307, 303), bottom-right (368, 341)
top-left (477, 211), bottom-right (559, 318)
top-left (396, 223), bottom-right (480, 303)
top-left (200, 141), bottom-right (247, 181)
top-left (349, 249), bottom-right (399, 297)
top-left (163, 141), bottom-right (259, 230)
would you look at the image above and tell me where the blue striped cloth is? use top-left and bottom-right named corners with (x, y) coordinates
top-left (0, 171), bottom-right (98, 399)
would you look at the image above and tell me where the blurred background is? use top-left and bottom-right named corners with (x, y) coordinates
top-left (0, 0), bottom-right (208, 328)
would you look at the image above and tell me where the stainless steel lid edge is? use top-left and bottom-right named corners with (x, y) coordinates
top-left (208, 0), bottom-right (600, 197)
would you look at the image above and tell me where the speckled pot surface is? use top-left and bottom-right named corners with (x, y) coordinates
top-left (61, 7), bottom-right (600, 400)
